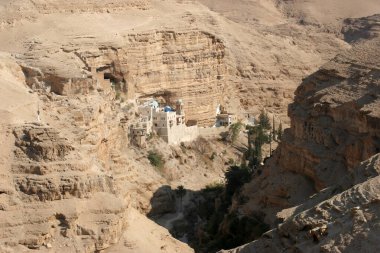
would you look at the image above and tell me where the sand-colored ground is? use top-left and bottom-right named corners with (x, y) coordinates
top-left (0, 1), bottom-right (380, 253)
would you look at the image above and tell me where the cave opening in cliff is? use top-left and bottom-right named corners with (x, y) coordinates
top-left (103, 72), bottom-right (126, 92)
top-left (103, 72), bottom-right (117, 83)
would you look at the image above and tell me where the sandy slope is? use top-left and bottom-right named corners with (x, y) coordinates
top-left (0, 0), bottom-right (361, 125)
top-left (105, 208), bottom-right (193, 253)
top-left (277, 0), bottom-right (380, 31)
top-left (0, 1), bottom-right (379, 252)
top-left (0, 54), bottom-right (38, 125)
top-left (196, 0), bottom-right (285, 26)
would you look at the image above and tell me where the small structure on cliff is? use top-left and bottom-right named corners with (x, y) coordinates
top-left (130, 99), bottom-right (199, 146)
top-left (216, 105), bottom-right (237, 127)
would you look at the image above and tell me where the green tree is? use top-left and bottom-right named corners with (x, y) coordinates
top-left (229, 121), bottom-right (243, 144)
top-left (175, 185), bottom-right (186, 211)
top-left (246, 125), bottom-right (270, 167)
top-left (258, 110), bottom-right (271, 130)
top-left (225, 166), bottom-right (251, 198)
top-left (277, 122), bottom-right (283, 141)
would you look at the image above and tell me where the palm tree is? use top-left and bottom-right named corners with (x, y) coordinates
top-left (176, 185), bottom-right (186, 212)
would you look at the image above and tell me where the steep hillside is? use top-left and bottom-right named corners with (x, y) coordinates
top-left (1, 1), bottom-right (380, 253)
top-left (0, 0), bottom-right (358, 126)
top-left (221, 23), bottom-right (380, 253)
top-left (275, 0), bottom-right (380, 33)
top-left (0, 54), bottom-right (197, 252)
top-left (222, 156), bottom-right (380, 253)
top-left (239, 37), bottom-right (380, 225)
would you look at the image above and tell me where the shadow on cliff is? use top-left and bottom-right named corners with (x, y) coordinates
top-left (147, 168), bottom-right (270, 253)
top-left (342, 14), bottom-right (380, 44)
top-left (147, 185), bottom-right (178, 219)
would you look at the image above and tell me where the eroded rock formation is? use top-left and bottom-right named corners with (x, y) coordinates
top-left (0, 52), bottom-right (193, 252)
top-left (1, 1), bottom-right (380, 253)
top-left (76, 30), bottom-right (228, 126)
top-left (239, 38), bottom-right (380, 225)
top-left (222, 22), bottom-right (380, 253)
top-left (221, 154), bottom-right (380, 253)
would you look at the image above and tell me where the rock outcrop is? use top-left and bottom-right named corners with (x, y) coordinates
top-left (1, 1), bottom-right (380, 253)
top-left (1, 0), bottom-right (361, 128)
top-left (221, 154), bottom-right (380, 253)
top-left (75, 30), bottom-right (228, 126)
top-left (1, 123), bottom-right (126, 252)
top-left (0, 0), bottom-right (151, 27)
top-left (342, 14), bottom-right (380, 43)
top-left (239, 37), bottom-right (380, 225)
top-left (221, 20), bottom-right (380, 253)
top-left (0, 53), bottom-right (193, 252)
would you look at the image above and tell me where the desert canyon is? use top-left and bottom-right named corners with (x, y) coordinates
top-left (0, 0), bottom-right (380, 253)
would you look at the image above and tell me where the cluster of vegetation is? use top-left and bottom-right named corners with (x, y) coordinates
top-left (204, 182), bottom-right (224, 192)
top-left (175, 185), bottom-right (186, 211)
top-left (225, 166), bottom-right (251, 198)
top-left (230, 121), bottom-right (244, 143)
top-left (147, 150), bottom-right (165, 169)
top-left (244, 110), bottom-right (283, 168)
top-left (184, 112), bottom-right (280, 252)
top-left (188, 165), bottom-right (269, 253)
top-left (170, 111), bottom-right (281, 252)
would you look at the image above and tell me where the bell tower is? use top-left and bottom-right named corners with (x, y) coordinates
top-left (176, 99), bottom-right (184, 115)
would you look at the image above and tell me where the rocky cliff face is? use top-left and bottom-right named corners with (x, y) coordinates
top-left (0, 0), bottom-right (150, 27)
top-left (1, 1), bottom-right (380, 253)
top-left (76, 30), bottom-right (228, 126)
top-left (222, 24), bottom-right (380, 253)
top-left (1, 0), bottom-right (360, 128)
top-left (221, 154), bottom-right (380, 253)
top-left (0, 46), bottom-right (232, 252)
top-left (0, 51), bottom-right (195, 252)
top-left (239, 38), bottom-right (380, 224)
top-left (1, 122), bottom-right (128, 252)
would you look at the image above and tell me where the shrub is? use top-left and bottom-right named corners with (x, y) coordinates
top-left (225, 166), bottom-right (251, 197)
top-left (229, 121), bottom-right (243, 143)
top-left (210, 152), bottom-right (217, 160)
top-left (204, 182), bottom-right (224, 192)
top-left (148, 151), bottom-right (164, 169)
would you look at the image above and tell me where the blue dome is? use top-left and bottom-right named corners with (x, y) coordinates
top-left (164, 106), bottom-right (173, 112)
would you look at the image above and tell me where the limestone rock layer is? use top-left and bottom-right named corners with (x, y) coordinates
top-left (77, 30), bottom-right (228, 126)
top-left (222, 22), bottom-right (380, 253)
